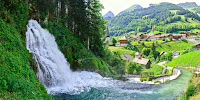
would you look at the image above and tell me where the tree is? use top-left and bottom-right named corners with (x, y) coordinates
top-left (125, 61), bottom-right (136, 74)
top-left (112, 38), bottom-right (117, 46)
top-left (142, 48), bottom-right (151, 56)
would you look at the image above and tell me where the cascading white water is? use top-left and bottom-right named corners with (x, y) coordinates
top-left (26, 20), bottom-right (110, 94)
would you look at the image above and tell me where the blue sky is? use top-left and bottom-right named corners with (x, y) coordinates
top-left (100, 0), bottom-right (200, 15)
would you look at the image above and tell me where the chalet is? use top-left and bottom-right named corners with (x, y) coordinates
top-left (119, 36), bottom-right (129, 46)
top-left (120, 54), bottom-right (134, 61)
top-left (172, 51), bottom-right (180, 57)
top-left (155, 33), bottom-right (162, 36)
top-left (171, 34), bottom-right (182, 40)
top-left (139, 34), bottom-right (147, 39)
top-left (155, 34), bottom-right (171, 40)
top-left (191, 33), bottom-right (197, 37)
top-left (132, 36), bottom-right (138, 40)
top-left (133, 52), bottom-right (151, 69)
top-left (195, 43), bottom-right (200, 50)
top-left (160, 51), bottom-right (165, 56)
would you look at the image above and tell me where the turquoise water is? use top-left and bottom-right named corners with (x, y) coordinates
top-left (54, 69), bottom-right (191, 100)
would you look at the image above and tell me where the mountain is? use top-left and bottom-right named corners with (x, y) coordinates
top-left (103, 11), bottom-right (114, 18)
top-left (177, 2), bottom-right (198, 9)
top-left (117, 4), bottom-right (143, 16)
top-left (106, 2), bottom-right (200, 36)
top-left (149, 4), bottom-right (155, 7)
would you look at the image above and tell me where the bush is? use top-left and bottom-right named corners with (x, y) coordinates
top-left (125, 61), bottom-right (136, 74)
top-left (162, 38), bottom-right (165, 41)
top-left (154, 80), bottom-right (162, 84)
top-left (186, 84), bottom-right (195, 97)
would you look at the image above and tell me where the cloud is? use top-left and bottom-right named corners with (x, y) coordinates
top-left (100, 0), bottom-right (200, 15)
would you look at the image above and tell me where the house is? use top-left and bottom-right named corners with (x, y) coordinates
top-left (155, 33), bottom-right (162, 36)
top-left (133, 52), bottom-right (151, 69)
top-left (191, 33), bottom-right (197, 37)
top-left (195, 43), bottom-right (200, 50)
top-left (160, 51), bottom-right (165, 56)
top-left (119, 36), bottom-right (129, 46)
top-left (171, 34), bottom-right (182, 40)
top-left (132, 36), bottom-right (138, 40)
top-left (172, 51), bottom-right (180, 57)
top-left (155, 34), bottom-right (171, 40)
top-left (120, 54), bottom-right (134, 61)
top-left (139, 34), bottom-right (147, 39)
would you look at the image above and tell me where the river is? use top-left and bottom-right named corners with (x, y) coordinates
top-left (54, 69), bottom-right (191, 100)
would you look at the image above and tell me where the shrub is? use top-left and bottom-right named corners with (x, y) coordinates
top-left (186, 84), bottom-right (195, 97)
top-left (154, 80), bottom-right (162, 84)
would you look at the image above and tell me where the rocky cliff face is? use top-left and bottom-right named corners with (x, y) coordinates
top-left (103, 11), bottom-right (115, 18)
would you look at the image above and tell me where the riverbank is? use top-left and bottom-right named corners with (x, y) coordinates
top-left (127, 68), bottom-right (181, 84)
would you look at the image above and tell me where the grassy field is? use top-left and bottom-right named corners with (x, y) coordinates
top-left (167, 50), bottom-right (200, 67)
top-left (142, 64), bottom-right (163, 75)
top-left (156, 40), bottom-right (194, 52)
top-left (109, 46), bottom-right (136, 55)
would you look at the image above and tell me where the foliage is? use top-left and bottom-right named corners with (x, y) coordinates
top-left (112, 38), bottom-right (117, 46)
top-left (0, 11), bottom-right (51, 100)
top-left (154, 80), bottom-right (162, 84)
top-left (140, 77), bottom-right (151, 82)
top-left (186, 84), bottom-right (195, 97)
top-left (125, 61), bottom-right (137, 74)
top-left (142, 48), bottom-right (151, 56)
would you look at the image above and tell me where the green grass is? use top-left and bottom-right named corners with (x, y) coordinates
top-left (167, 50), bottom-right (200, 67)
top-left (156, 40), bottom-right (194, 52)
top-left (109, 46), bottom-right (136, 56)
top-left (189, 29), bottom-right (200, 33)
top-left (142, 64), bottom-right (163, 75)
top-left (170, 10), bottom-right (180, 14)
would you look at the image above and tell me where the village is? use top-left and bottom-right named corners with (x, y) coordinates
top-left (107, 26), bottom-right (200, 84)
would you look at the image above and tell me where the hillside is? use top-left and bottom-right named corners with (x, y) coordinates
top-left (191, 6), bottom-right (200, 14)
top-left (177, 2), bottom-right (198, 9)
top-left (117, 4), bottom-right (143, 16)
top-left (0, 1), bottom-right (51, 99)
top-left (167, 50), bottom-right (200, 67)
top-left (107, 2), bottom-right (200, 36)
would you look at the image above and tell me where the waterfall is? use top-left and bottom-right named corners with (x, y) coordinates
top-left (26, 20), bottom-right (108, 94)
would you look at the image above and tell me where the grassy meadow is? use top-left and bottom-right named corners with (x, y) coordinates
top-left (167, 50), bottom-right (200, 67)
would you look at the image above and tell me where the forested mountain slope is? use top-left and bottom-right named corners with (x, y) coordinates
top-left (107, 2), bottom-right (200, 36)
top-left (191, 6), bottom-right (200, 14)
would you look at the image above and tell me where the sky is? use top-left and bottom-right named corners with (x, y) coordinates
top-left (100, 0), bottom-right (200, 16)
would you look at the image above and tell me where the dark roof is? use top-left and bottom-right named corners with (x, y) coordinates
top-left (120, 54), bottom-right (134, 61)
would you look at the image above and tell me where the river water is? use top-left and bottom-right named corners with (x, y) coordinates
top-left (55, 69), bottom-right (191, 100)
